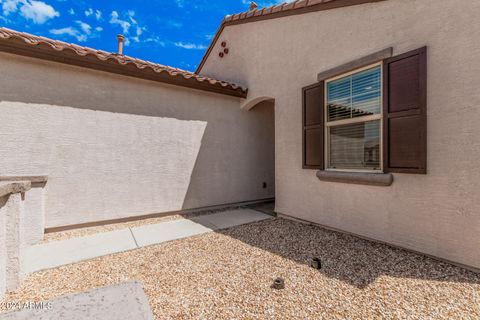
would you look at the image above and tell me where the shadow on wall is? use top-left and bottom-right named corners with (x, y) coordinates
top-left (182, 99), bottom-right (276, 210)
top-left (0, 90), bottom-right (275, 227)
top-left (0, 54), bottom-right (275, 227)
top-left (0, 101), bottom-right (208, 227)
top-left (203, 214), bottom-right (480, 289)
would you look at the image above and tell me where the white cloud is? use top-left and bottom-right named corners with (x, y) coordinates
top-left (68, 7), bottom-right (74, 15)
top-left (75, 20), bottom-right (91, 34)
top-left (49, 20), bottom-right (101, 43)
top-left (2, 0), bottom-right (59, 24)
top-left (108, 9), bottom-right (150, 47)
top-left (145, 36), bottom-right (165, 47)
top-left (19, 0), bottom-right (59, 24)
top-left (131, 26), bottom-right (143, 43)
top-left (84, 7), bottom-right (101, 20)
top-left (2, 0), bottom-right (19, 15)
top-left (109, 10), bottom-right (130, 34)
top-left (174, 42), bottom-right (207, 50)
top-left (50, 27), bottom-right (86, 42)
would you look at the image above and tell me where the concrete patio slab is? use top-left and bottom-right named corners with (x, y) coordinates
top-left (22, 229), bottom-right (137, 274)
top-left (0, 281), bottom-right (153, 320)
top-left (22, 208), bottom-right (272, 273)
top-left (131, 208), bottom-right (272, 247)
top-left (131, 219), bottom-right (213, 247)
top-left (192, 208), bottom-right (272, 229)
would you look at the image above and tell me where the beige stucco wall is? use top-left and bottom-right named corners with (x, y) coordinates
top-left (19, 185), bottom-right (45, 245)
top-left (0, 196), bottom-right (6, 296)
top-left (0, 191), bottom-right (26, 294)
top-left (201, 0), bottom-right (480, 269)
top-left (0, 191), bottom-right (25, 297)
top-left (4, 192), bottom-right (23, 291)
top-left (0, 53), bottom-right (275, 228)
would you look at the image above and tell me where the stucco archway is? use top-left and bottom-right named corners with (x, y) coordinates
top-left (241, 96), bottom-right (275, 111)
top-left (240, 97), bottom-right (276, 206)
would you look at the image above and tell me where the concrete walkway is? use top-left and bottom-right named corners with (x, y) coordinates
top-left (0, 281), bottom-right (154, 320)
top-left (22, 209), bottom-right (272, 274)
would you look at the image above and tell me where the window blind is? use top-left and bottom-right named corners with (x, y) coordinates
top-left (327, 66), bottom-right (381, 122)
top-left (329, 120), bottom-right (381, 169)
top-left (326, 65), bottom-right (382, 170)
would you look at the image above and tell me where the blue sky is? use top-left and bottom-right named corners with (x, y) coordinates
top-left (0, 0), bottom-right (285, 71)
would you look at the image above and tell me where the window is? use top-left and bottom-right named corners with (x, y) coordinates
top-left (302, 47), bottom-right (427, 176)
top-left (325, 64), bottom-right (382, 171)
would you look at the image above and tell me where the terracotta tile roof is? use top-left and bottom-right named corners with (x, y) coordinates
top-left (0, 27), bottom-right (247, 98)
top-left (196, 0), bottom-right (386, 73)
top-left (224, 0), bottom-right (384, 23)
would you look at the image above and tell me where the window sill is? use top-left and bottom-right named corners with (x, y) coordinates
top-left (316, 170), bottom-right (393, 187)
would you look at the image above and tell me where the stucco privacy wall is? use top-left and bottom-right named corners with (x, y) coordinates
top-left (0, 196), bottom-right (6, 295)
top-left (0, 53), bottom-right (275, 228)
top-left (20, 185), bottom-right (45, 245)
top-left (200, 0), bottom-right (480, 269)
top-left (0, 182), bottom-right (31, 296)
top-left (3, 193), bottom-right (23, 291)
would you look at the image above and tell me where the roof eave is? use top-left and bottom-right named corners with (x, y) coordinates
top-left (195, 0), bottom-right (386, 75)
top-left (0, 36), bottom-right (247, 98)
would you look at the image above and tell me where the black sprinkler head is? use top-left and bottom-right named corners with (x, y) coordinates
top-left (272, 277), bottom-right (285, 290)
top-left (311, 258), bottom-right (322, 270)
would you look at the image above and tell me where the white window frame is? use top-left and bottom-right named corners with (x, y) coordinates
top-left (324, 62), bottom-right (383, 173)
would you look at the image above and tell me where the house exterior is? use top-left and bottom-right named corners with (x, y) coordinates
top-left (0, 0), bottom-right (479, 290)
top-left (0, 30), bottom-right (275, 231)
top-left (197, 0), bottom-right (480, 270)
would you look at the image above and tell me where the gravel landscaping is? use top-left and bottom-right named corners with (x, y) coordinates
top-left (4, 218), bottom-right (480, 319)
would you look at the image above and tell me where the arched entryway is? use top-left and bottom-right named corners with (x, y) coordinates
top-left (242, 96), bottom-right (276, 207)
top-left (241, 96), bottom-right (275, 111)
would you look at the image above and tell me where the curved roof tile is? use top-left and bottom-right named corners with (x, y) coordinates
top-left (0, 28), bottom-right (247, 98)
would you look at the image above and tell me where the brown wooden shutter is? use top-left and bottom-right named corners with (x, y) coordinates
top-left (383, 47), bottom-right (427, 174)
top-left (302, 82), bottom-right (324, 169)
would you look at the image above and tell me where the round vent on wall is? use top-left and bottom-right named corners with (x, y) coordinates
top-left (219, 41), bottom-right (229, 58)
